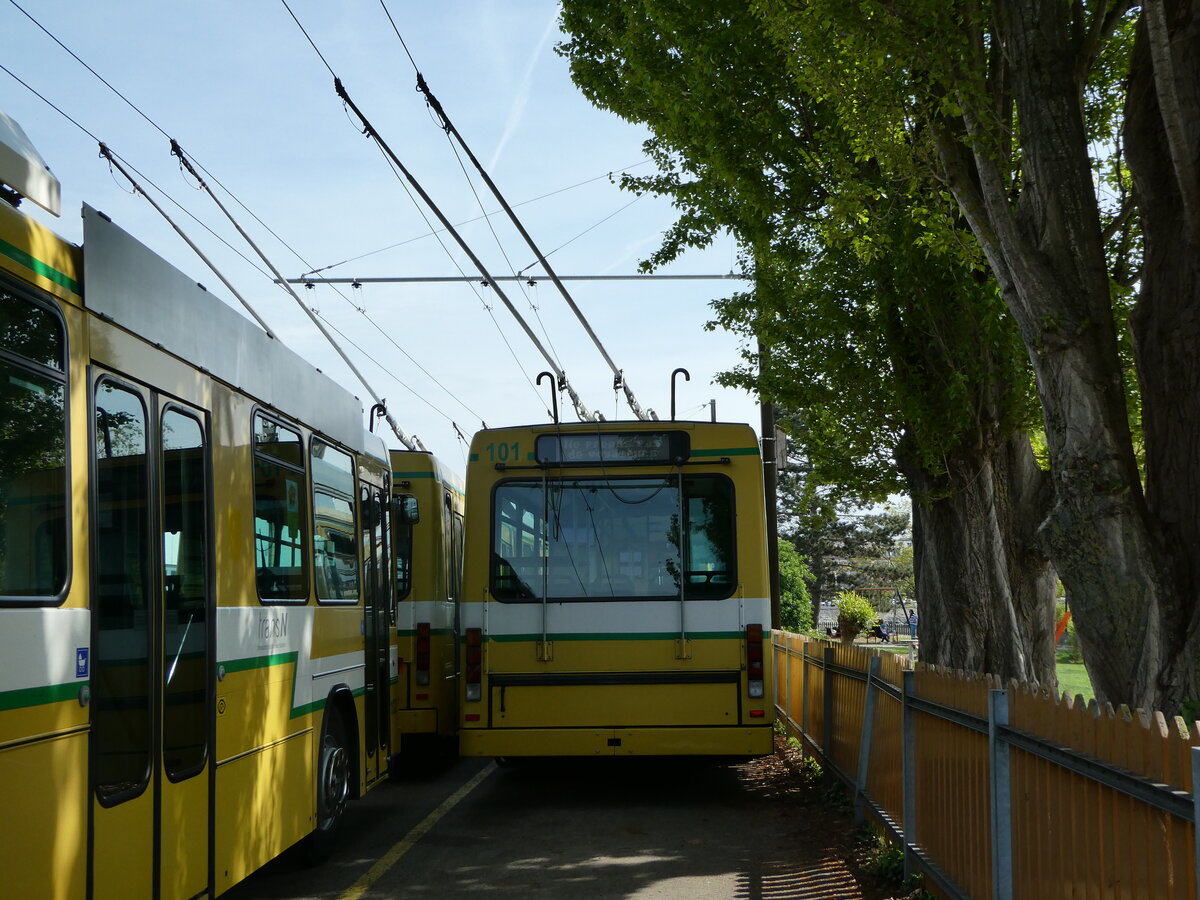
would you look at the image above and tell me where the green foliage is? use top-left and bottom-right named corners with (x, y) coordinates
top-left (557, 0), bottom-right (1041, 513)
top-left (834, 591), bottom-right (877, 632)
top-left (777, 540), bottom-right (814, 632)
top-left (790, 747), bottom-right (823, 782)
top-left (778, 461), bottom-right (912, 607)
top-left (861, 829), bottom-right (906, 884)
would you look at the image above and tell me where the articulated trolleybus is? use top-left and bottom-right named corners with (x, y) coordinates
top-left (458, 420), bottom-right (774, 758)
top-left (0, 118), bottom-right (397, 899)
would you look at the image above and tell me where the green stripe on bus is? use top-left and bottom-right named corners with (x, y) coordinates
top-left (221, 651), bottom-right (298, 674)
top-left (484, 631), bottom-right (744, 643)
top-left (392, 471), bottom-right (437, 479)
top-left (0, 236), bottom-right (80, 294)
top-left (290, 679), bottom-right (366, 719)
top-left (0, 680), bottom-right (87, 712)
top-left (692, 447), bottom-right (759, 457)
top-left (395, 627), bottom-right (455, 638)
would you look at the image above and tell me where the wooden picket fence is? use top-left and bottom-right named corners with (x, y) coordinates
top-left (772, 633), bottom-right (1200, 899)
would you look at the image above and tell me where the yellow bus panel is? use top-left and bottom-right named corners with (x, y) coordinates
top-left (486, 680), bottom-right (741, 728)
top-left (0, 732), bottom-right (87, 900)
top-left (460, 725), bottom-right (772, 758)
top-left (215, 732), bottom-right (313, 894)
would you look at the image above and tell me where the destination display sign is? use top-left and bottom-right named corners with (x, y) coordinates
top-left (535, 431), bottom-right (690, 465)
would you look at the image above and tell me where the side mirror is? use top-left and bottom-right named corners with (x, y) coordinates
top-left (393, 495), bottom-right (420, 524)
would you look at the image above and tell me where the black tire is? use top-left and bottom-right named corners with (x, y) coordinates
top-left (303, 712), bottom-right (350, 865)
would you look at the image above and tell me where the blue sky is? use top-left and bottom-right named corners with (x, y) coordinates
top-left (3, 1), bottom-right (759, 474)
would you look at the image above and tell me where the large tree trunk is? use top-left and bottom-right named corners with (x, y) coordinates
top-left (930, 0), bottom-right (1183, 710)
top-left (1125, 0), bottom-right (1200, 710)
top-left (902, 432), bottom-right (1057, 685)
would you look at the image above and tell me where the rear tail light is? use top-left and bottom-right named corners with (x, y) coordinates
top-left (465, 627), bottom-right (482, 702)
top-left (415, 621), bottom-right (431, 686)
top-left (746, 623), bottom-right (765, 699)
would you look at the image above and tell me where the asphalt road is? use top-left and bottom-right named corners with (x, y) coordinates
top-left (221, 745), bottom-right (886, 899)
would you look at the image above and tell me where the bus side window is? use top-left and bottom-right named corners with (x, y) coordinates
top-left (253, 414), bottom-right (308, 601)
top-left (0, 289), bottom-right (69, 601)
top-left (393, 495), bottom-right (415, 601)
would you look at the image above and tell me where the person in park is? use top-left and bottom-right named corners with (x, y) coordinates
top-left (908, 611), bottom-right (918, 639)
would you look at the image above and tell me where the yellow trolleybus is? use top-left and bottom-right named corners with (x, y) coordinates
top-left (389, 449), bottom-right (464, 755)
top-left (457, 420), bottom-right (774, 759)
top-left (0, 125), bottom-right (397, 898)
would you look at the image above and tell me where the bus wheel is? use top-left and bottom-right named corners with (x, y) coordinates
top-left (304, 713), bottom-right (350, 864)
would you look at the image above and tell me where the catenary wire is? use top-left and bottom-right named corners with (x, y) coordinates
top-left (4, 7), bottom-right (487, 433)
top-left (302, 161), bottom-right (653, 278)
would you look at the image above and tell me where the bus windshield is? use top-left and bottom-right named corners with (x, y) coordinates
top-left (491, 475), bottom-right (734, 602)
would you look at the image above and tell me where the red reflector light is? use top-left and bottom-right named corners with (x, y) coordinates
top-left (747, 642), bottom-right (764, 662)
top-left (748, 661), bottom-right (764, 679)
top-left (415, 693), bottom-right (429, 700)
top-left (465, 628), bottom-right (483, 692)
top-left (416, 622), bottom-right (431, 638)
top-left (746, 623), bottom-right (763, 641)
top-left (750, 710), bottom-right (765, 718)
top-left (465, 713), bottom-right (480, 721)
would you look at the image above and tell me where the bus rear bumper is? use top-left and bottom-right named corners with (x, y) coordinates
top-left (458, 725), bottom-right (773, 758)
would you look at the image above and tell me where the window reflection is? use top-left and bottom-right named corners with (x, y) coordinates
top-left (491, 476), bottom-right (735, 602)
top-left (0, 291), bottom-right (67, 599)
top-left (253, 414), bottom-right (308, 600)
top-left (93, 380), bottom-right (151, 802)
top-left (162, 409), bottom-right (208, 779)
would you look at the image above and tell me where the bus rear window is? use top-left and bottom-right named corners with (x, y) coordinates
top-left (491, 475), bottom-right (734, 602)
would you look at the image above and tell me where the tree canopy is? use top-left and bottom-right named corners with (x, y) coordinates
top-left (562, 0), bottom-right (1200, 713)
top-left (559, 0), bottom-right (1059, 686)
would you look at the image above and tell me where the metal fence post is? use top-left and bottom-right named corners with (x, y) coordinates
top-left (1192, 746), bottom-right (1200, 894)
top-left (989, 689), bottom-right (1013, 900)
top-left (854, 655), bottom-right (882, 825)
top-left (783, 635), bottom-right (792, 730)
top-left (823, 645), bottom-right (835, 762)
top-left (902, 669), bottom-right (917, 881)
top-left (800, 642), bottom-right (810, 740)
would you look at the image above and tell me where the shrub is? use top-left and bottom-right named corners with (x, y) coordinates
top-left (835, 591), bottom-right (877, 634)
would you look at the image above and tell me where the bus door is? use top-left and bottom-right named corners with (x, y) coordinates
top-left (89, 375), bottom-right (212, 900)
top-left (361, 486), bottom-right (390, 781)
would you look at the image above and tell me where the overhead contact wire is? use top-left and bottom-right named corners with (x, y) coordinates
top-left (405, 59), bottom-right (655, 420)
top-left (367, 136), bottom-right (544, 417)
top-left (170, 141), bottom-right (420, 452)
top-left (442, 133), bottom-right (565, 374)
top-left (97, 144), bottom-right (278, 338)
top-left (331, 76), bottom-right (596, 422)
top-left (302, 162), bottom-right (651, 277)
top-left (10, 1), bottom-right (480, 438)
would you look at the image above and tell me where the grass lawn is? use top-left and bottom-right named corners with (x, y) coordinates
top-left (1055, 657), bottom-right (1094, 702)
